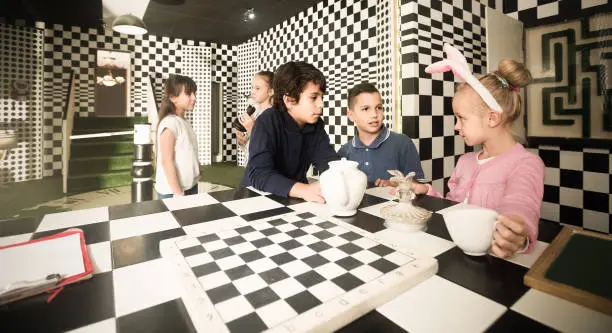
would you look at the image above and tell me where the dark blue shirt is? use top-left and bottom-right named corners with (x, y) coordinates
top-left (240, 108), bottom-right (338, 197)
top-left (338, 127), bottom-right (424, 182)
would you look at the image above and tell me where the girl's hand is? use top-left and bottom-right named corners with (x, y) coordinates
top-left (239, 113), bottom-right (255, 132)
top-left (235, 130), bottom-right (247, 146)
top-left (375, 179), bottom-right (398, 187)
top-left (411, 181), bottom-right (429, 195)
top-left (492, 215), bottom-right (527, 258)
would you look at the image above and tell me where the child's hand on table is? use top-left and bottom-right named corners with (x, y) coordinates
top-left (374, 179), bottom-right (397, 187)
top-left (492, 215), bottom-right (528, 258)
top-left (290, 182), bottom-right (325, 203)
top-left (388, 181), bottom-right (429, 196)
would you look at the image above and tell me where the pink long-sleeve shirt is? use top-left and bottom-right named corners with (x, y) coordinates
top-left (428, 143), bottom-right (545, 252)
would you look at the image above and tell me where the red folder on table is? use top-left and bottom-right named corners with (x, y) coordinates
top-left (0, 228), bottom-right (93, 305)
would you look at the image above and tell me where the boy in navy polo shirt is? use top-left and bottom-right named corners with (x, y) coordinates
top-left (338, 83), bottom-right (424, 186)
top-left (240, 62), bottom-right (338, 202)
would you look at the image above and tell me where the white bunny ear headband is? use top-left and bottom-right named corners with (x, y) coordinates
top-left (425, 43), bottom-right (504, 113)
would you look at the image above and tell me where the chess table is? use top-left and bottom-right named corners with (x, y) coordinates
top-left (1, 186), bottom-right (610, 333)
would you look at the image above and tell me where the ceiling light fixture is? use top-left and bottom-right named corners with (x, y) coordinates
top-left (97, 70), bottom-right (126, 87)
top-left (112, 14), bottom-right (148, 35)
top-left (243, 8), bottom-right (255, 22)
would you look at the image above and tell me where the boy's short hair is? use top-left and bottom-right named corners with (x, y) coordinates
top-left (273, 61), bottom-right (326, 112)
top-left (347, 82), bottom-right (380, 109)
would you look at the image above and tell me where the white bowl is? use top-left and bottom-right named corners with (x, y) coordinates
top-left (442, 207), bottom-right (499, 256)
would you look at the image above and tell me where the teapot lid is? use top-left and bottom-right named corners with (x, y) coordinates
top-left (328, 157), bottom-right (359, 168)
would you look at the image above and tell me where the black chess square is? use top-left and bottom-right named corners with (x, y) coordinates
top-left (332, 273), bottom-right (364, 292)
top-left (278, 239), bottom-right (302, 250)
top-left (251, 238), bottom-right (274, 248)
top-left (239, 250), bottom-right (265, 262)
top-left (302, 254), bottom-right (330, 268)
top-left (192, 262), bottom-right (221, 277)
top-left (210, 247), bottom-right (235, 260)
top-left (285, 290), bottom-right (322, 314)
top-left (270, 252), bottom-right (297, 265)
top-left (206, 283), bottom-right (241, 304)
top-left (180, 245), bottom-right (206, 257)
top-left (336, 257), bottom-right (363, 271)
top-left (225, 265), bottom-right (255, 280)
top-left (244, 287), bottom-right (280, 309)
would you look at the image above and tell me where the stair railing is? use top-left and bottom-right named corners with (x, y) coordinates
top-left (61, 70), bottom-right (77, 194)
top-left (146, 75), bottom-right (159, 166)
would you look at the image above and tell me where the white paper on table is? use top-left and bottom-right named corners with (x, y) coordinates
top-left (0, 233), bottom-right (85, 289)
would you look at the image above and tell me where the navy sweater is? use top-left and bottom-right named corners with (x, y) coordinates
top-left (239, 108), bottom-right (338, 197)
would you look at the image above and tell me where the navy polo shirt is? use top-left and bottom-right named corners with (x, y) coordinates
top-left (240, 108), bottom-right (339, 197)
top-left (338, 127), bottom-right (424, 183)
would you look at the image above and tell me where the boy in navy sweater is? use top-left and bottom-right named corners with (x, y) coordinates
top-left (240, 62), bottom-right (338, 202)
top-left (338, 83), bottom-right (424, 186)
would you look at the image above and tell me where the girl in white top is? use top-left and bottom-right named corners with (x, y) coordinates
top-left (235, 71), bottom-right (275, 149)
top-left (155, 75), bottom-right (200, 198)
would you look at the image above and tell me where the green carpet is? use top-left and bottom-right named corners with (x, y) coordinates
top-left (200, 162), bottom-right (245, 189)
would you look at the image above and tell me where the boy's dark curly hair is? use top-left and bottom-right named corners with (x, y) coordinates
top-left (272, 61), bottom-right (326, 112)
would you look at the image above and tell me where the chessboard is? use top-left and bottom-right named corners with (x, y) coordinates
top-left (160, 212), bottom-right (438, 333)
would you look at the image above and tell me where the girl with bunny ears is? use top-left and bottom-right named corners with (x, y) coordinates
top-left (413, 44), bottom-right (545, 258)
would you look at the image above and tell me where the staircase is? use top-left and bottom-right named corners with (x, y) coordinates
top-left (67, 116), bottom-right (148, 193)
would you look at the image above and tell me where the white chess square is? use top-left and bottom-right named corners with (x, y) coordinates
top-left (233, 274), bottom-right (268, 295)
top-left (256, 300), bottom-right (299, 328)
top-left (268, 232), bottom-right (292, 244)
top-left (259, 243), bottom-right (286, 257)
top-left (216, 255), bottom-right (245, 271)
top-left (215, 295), bottom-right (255, 323)
top-left (249, 257), bottom-right (277, 273)
top-left (197, 270), bottom-right (231, 290)
top-left (315, 262), bottom-right (346, 280)
top-left (352, 249), bottom-right (382, 264)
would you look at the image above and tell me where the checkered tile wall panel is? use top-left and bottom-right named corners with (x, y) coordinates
top-left (182, 45), bottom-right (212, 165)
top-left (400, 0), bottom-right (486, 194)
top-left (526, 146), bottom-right (611, 234)
top-left (256, 0), bottom-right (389, 152)
top-left (0, 24), bottom-right (43, 183)
top-left (500, 0), bottom-right (612, 27)
top-left (208, 43), bottom-right (238, 162)
top-left (376, 0), bottom-right (395, 128)
top-left (0, 20), bottom-right (238, 179)
top-left (236, 41), bottom-right (259, 167)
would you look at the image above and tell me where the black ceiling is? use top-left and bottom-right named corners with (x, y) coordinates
top-left (144, 0), bottom-right (323, 45)
top-left (3, 0), bottom-right (324, 45)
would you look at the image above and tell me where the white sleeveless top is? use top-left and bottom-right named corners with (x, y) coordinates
top-left (155, 115), bottom-right (200, 194)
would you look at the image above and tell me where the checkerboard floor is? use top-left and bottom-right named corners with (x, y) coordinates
top-left (1, 187), bottom-right (611, 333)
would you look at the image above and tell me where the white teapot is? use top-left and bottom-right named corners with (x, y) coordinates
top-left (320, 158), bottom-right (367, 216)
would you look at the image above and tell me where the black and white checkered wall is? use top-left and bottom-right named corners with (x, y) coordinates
top-left (236, 41), bottom-right (260, 167)
top-left (182, 45), bottom-right (212, 165)
top-left (0, 23), bottom-right (43, 184)
top-left (0, 21), bottom-right (239, 177)
top-left (254, 0), bottom-right (394, 152)
top-left (498, 0), bottom-right (612, 27)
top-left (400, 0), bottom-right (486, 194)
top-left (209, 43), bottom-right (239, 163)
